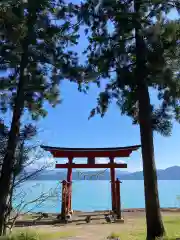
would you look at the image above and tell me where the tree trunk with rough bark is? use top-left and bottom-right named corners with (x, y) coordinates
top-left (0, 52), bottom-right (28, 235)
top-left (0, 4), bottom-right (37, 234)
top-left (138, 83), bottom-right (165, 240)
top-left (134, 0), bottom-right (165, 239)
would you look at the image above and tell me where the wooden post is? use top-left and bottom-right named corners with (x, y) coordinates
top-left (67, 157), bottom-right (73, 213)
top-left (115, 178), bottom-right (122, 219)
top-left (61, 180), bottom-right (67, 220)
top-left (110, 157), bottom-right (116, 213)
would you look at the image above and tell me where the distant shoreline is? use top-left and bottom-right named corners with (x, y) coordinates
top-left (25, 207), bottom-right (180, 215)
top-left (26, 166), bottom-right (180, 181)
top-left (15, 208), bottom-right (180, 226)
top-left (69, 207), bottom-right (180, 213)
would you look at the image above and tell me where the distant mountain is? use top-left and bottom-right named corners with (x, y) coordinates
top-left (27, 166), bottom-right (180, 180)
top-left (157, 166), bottom-right (180, 180)
top-left (118, 166), bottom-right (180, 180)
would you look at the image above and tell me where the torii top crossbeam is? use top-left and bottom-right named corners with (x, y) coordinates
top-left (40, 145), bottom-right (141, 169)
top-left (41, 145), bottom-right (140, 158)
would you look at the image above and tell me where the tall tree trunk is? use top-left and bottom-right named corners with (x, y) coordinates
top-left (3, 171), bottom-right (17, 235)
top-left (134, 0), bottom-right (165, 239)
top-left (0, 3), bottom-right (37, 234)
top-left (138, 84), bottom-right (165, 240)
top-left (0, 49), bottom-right (28, 236)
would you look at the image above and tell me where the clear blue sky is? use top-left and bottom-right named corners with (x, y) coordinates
top-left (33, 8), bottom-right (180, 173)
top-left (36, 83), bottom-right (180, 172)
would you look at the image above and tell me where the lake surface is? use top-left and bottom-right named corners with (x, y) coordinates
top-left (13, 180), bottom-right (180, 213)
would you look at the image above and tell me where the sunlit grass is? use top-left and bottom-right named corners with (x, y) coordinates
top-left (38, 230), bottom-right (75, 240)
top-left (107, 216), bottom-right (180, 240)
top-left (0, 229), bottom-right (75, 240)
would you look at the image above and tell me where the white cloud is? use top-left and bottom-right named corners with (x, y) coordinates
top-left (115, 158), bottom-right (126, 164)
top-left (96, 157), bottom-right (109, 164)
top-left (83, 158), bottom-right (126, 171)
top-left (96, 158), bottom-right (126, 164)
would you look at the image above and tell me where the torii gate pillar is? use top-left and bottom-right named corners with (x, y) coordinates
top-left (67, 157), bottom-right (73, 212)
top-left (115, 178), bottom-right (123, 221)
top-left (110, 157), bottom-right (116, 213)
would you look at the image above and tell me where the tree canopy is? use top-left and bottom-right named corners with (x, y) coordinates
top-left (0, 0), bottom-right (90, 120)
top-left (79, 0), bottom-right (180, 136)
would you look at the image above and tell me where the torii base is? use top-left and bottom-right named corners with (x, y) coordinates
top-left (115, 218), bottom-right (124, 223)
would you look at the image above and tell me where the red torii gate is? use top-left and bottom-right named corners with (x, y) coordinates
top-left (41, 145), bottom-right (140, 221)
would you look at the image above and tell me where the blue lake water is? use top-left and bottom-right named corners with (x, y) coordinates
top-left (14, 180), bottom-right (180, 213)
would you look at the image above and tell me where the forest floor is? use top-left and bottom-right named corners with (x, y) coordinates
top-left (13, 210), bottom-right (180, 240)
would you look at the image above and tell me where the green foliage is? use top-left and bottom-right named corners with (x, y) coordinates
top-left (80, 0), bottom-right (180, 136)
top-left (0, 0), bottom-right (88, 120)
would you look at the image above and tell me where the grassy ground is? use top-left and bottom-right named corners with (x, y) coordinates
top-left (1, 229), bottom-right (75, 240)
top-left (7, 212), bottom-right (180, 240)
top-left (108, 215), bottom-right (180, 240)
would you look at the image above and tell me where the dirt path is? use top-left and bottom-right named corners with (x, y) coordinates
top-left (29, 212), bottom-right (140, 239)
